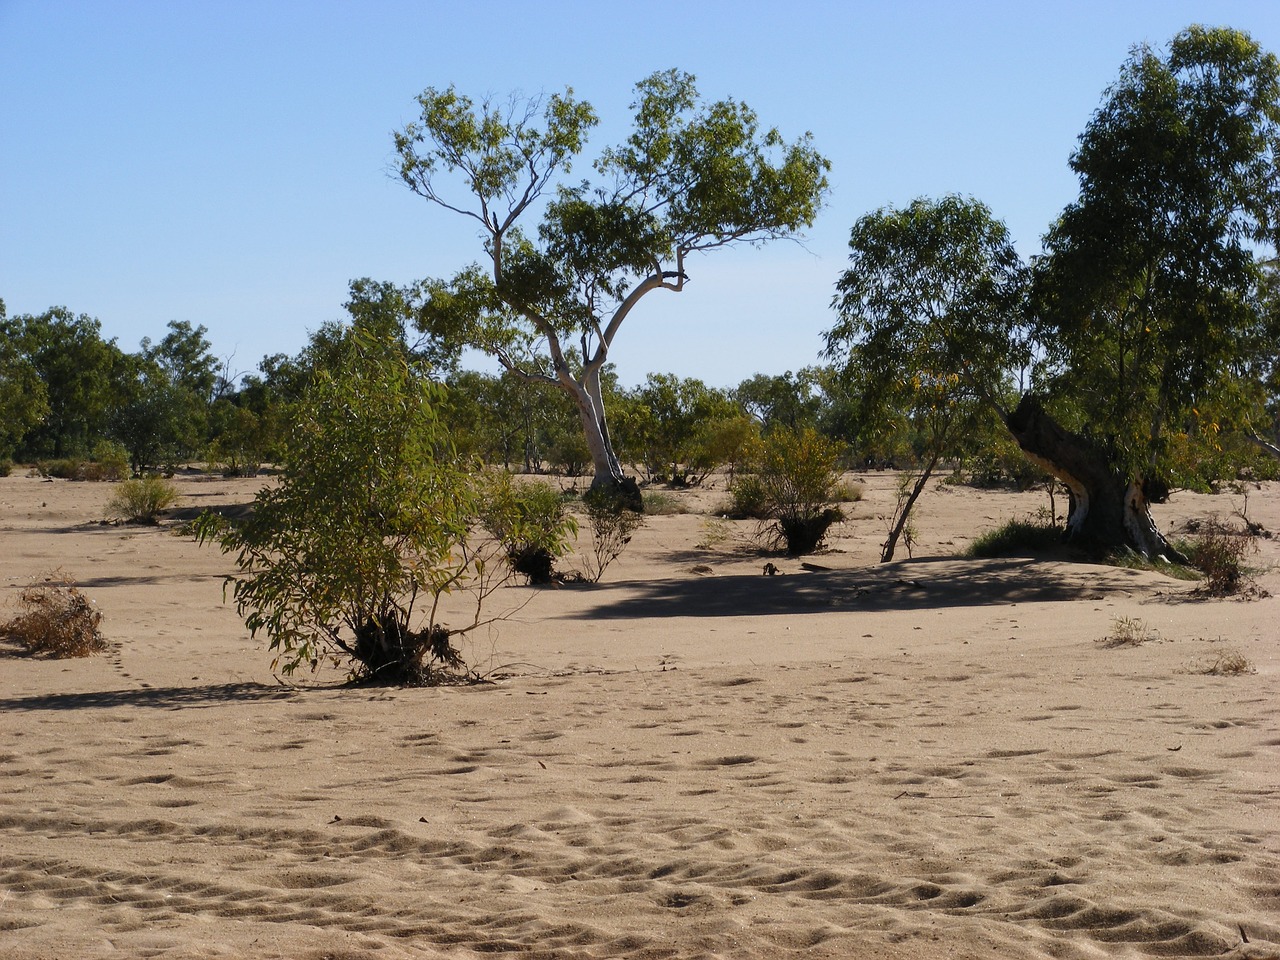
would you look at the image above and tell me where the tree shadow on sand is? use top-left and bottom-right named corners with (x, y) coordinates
top-left (0, 680), bottom-right (298, 712)
top-left (571, 556), bottom-right (1172, 620)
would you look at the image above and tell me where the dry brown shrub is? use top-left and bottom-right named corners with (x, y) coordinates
top-left (1190, 650), bottom-right (1256, 676)
top-left (1, 571), bottom-right (107, 657)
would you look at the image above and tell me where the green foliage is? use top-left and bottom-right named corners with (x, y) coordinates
top-left (195, 331), bottom-right (510, 685)
top-left (0, 299), bottom-right (49, 460)
top-left (734, 368), bottom-right (828, 433)
top-left (616, 373), bottom-right (740, 485)
top-left (111, 321), bottom-right (219, 472)
top-left (88, 441), bottom-right (130, 481)
top-left (480, 474), bottom-right (579, 584)
top-left (733, 426), bottom-right (843, 555)
top-left (581, 488), bottom-right (645, 583)
top-left (1032, 26), bottom-right (1280, 484)
top-left (36, 445), bottom-right (129, 482)
top-left (395, 70), bottom-right (829, 483)
top-left (966, 519), bottom-right (1064, 558)
top-left (827, 195), bottom-right (1025, 452)
top-left (1, 305), bottom-right (130, 459)
top-left (1, 572), bottom-right (107, 658)
top-left (107, 476), bottom-right (181, 523)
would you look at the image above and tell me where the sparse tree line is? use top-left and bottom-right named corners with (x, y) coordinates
top-left (4, 25), bottom-right (1280, 683)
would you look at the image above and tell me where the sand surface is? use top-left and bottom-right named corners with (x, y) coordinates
top-left (1, 470), bottom-right (1277, 959)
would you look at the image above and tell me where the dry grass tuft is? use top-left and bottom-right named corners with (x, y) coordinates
top-left (1, 571), bottom-right (107, 658)
top-left (1097, 615), bottom-right (1158, 648)
top-left (1189, 650), bottom-right (1256, 676)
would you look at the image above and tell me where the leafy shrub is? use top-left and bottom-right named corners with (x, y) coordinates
top-left (1, 572), bottom-right (106, 657)
top-left (726, 473), bottom-right (768, 519)
top-left (1182, 520), bottom-right (1254, 595)
top-left (88, 440), bottom-right (130, 481)
top-left (581, 487), bottom-right (645, 582)
top-left (731, 426), bottom-right (843, 555)
top-left (195, 331), bottom-right (531, 685)
top-left (966, 519), bottom-right (1063, 558)
top-left (36, 450), bottom-right (129, 482)
top-left (480, 474), bottom-right (578, 585)
top-left (0, 458), bottom-right (10, 478)
top-left (107, 476), bottom-right (181, 524)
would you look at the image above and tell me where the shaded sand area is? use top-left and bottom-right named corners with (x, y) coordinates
top-left (1, 471), bottom-right (1277, 959)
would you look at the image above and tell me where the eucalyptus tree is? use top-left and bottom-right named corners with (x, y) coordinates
top-left (620, 372), bottom-right (739, 485)
top-left (734, 368), bottom-right (827, 433)
top-left (1, 306), bottom-right (128, 458)
top-left (830, 27), bottom-right (1280, 560)
top-left (826, 195), bottom-right (1025, 561)
top-left (393, 69), bottom-right (829, 504)
top-left (1016, 25), bottom-right (1280, 556)
top-left (0, 299), bottom-right (49, 463)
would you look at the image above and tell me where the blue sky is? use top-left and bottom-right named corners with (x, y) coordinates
top-left (3, 1), bottom-right (1278, 388)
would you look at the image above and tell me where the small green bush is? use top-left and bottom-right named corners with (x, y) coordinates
top-left (726, 474), bottom-right (769, 520)
top-left (36, 448), bottom-right (128, 482)
top-left (582, 487), bottom-right (645, 582)
top-left (106, 476), bottom-right (181, 523)
top-left (0, 458), bottom-right (11, 478)
top-left (480, 474), bottom-right (578, 585)
top-left (732, 427), bottom-right (843, 554)
top-left (88, 440), bottom-right (130, 481)
top-left (966, 519), bottom-right (1062, 558)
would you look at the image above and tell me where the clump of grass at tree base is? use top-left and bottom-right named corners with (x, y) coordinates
top-left (106, 476), bottom-right (181, 524)
top-left (195, 330), bottom-right (557, 686)
top-left (479, 474), bottom-right (578, 585)
top-left (728, 426), bottom-right (844, 555)
top-left (965, 518), bottom-right (1064, 558)
top-left (0, 571), bottom-right (107, 658)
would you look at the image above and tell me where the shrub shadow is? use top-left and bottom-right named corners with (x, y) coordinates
top-left (572, 557), bottom-right (1146, 620)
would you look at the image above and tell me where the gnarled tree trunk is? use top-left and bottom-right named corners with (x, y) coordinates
top-left (1003, 396), bottom-right (1183, 561)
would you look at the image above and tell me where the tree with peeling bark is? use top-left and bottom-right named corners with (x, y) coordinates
top-left (1019, 25), bottom-right (1280, 557)
top-left (393, 69), bottom-right (829, 505)
top-left (826, 196), bottom-right (1027, 562)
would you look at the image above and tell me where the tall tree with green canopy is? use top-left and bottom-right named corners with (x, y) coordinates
top-left (0, 299), bottom-right (49, 463)
top-left (826, 195), bottom-right (1026, 562)
top-left (1, 306), bottom-right (129, 459)
top-left (830, 27), bottom-right (1280, 561)
top-left (1015, 24), bottom-right (1280, 557)
top-left (393, 69), bottom-right (829, 504)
